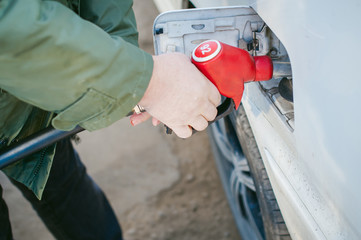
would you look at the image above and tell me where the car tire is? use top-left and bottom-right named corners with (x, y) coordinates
top-left (208, 105), bottom-right (291, 240)
top-left (234, 106), bottom-right (291, 240)
top-left (182, 0), bottom-right (195, 9)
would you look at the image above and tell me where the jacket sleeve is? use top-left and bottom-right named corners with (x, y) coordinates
top-left (0, 0), bottom-right (153, 131)
top-left (78, 0), bottom-right (140, 46)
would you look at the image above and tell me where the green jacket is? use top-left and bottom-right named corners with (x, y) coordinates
top-left (0, 0), bottom-right (153, 199)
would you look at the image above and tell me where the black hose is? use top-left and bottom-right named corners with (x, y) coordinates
top-left (0, 126), bottom-right (84, 169)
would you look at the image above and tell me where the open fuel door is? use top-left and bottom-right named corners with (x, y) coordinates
top-left (153, 7), bottom-right (271, 57)
top-left (152, 6), bottom-right (290, 64)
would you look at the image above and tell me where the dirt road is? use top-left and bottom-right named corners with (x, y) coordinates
top-left (0, 1), bottom-right (241, 239)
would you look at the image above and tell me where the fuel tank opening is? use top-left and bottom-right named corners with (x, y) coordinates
top-left (278, 78), bottom-right (293, 102)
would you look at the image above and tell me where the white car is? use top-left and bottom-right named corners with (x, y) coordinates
top-left (152, 1), bottom-right (361, 240)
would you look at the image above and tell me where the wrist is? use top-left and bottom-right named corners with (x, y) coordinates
top-left (138, 55), bottom-right (159, 108)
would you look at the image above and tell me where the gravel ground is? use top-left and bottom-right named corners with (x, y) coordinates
top-left (0, 1), bottom-right (242, 239)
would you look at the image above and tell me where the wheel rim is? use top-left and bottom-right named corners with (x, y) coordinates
top-left (209, 116), bottom-right (265, 240)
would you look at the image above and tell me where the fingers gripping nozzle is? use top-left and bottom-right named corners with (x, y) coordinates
top-left (166, 40), bottom-right (273, 135)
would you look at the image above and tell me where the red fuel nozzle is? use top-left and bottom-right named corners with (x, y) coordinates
top-left (191, 40), bottom-right (273, 109)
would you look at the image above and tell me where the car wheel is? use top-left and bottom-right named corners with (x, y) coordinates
top-left (182, 0), bottom-right (195, 9)
top-left (208, 105), bottom-right (291, 240)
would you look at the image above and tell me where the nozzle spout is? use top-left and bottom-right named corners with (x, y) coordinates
top-left (254, 56), bottom-right (273, 81)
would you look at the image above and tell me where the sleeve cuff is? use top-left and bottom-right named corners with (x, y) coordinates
top-left (52, 51), bottom-right (153, 131)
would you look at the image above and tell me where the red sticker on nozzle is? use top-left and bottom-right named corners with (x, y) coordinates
top-left (192, 40), bottom-right (221, 63)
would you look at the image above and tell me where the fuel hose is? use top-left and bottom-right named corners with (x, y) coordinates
top-left (0, 126), bottom-right (84, 169)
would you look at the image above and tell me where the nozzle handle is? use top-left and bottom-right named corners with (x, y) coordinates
top-left (209, 97), bottom-right (235, 125)
top-left (165, 97), bottom-right (235, 135)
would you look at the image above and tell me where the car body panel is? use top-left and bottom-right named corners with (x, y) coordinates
top-left (245, 1), bottom-right (361, 239)
top-left (152, 2), bottom-right (361, 239)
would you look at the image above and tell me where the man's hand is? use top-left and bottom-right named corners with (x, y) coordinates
top-left (130, 53), bottom-right (221, 138)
